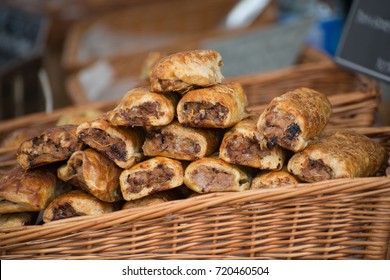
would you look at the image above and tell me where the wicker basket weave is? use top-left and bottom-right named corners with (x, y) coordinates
top-left (1, 130), bottom-right (390, 260)
top-left (0, 60), bottom-right (389, 259)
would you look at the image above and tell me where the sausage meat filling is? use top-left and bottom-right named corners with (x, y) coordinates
top-left (121, 102), bottom-right (163, 125)
top-left (51, 203), bottom-right (84, 221)
top-left (21, 127), bottom-right (81, 167)
top-left (225, 135), bottom-right (270, 166)
top-left (181, 102), bottom-right (228, 126)
top-left (264, 109), bottom-right (301, 148)
top-left (146, 131), bottom-right (201, 159)
top-left (126, 164), bottom-right (174, 193)
top-left (189, 166), bottom-right (235, 193)
top-left (79, 128), bottom-right (127, 162)
top-left (301, 158), bottom-right (334, 182)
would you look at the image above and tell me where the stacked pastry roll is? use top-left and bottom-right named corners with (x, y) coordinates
top-left (256, 87), bottom-right (387, 183)
top-left (1, 49), bottom-right (388, 227)
top-left (115, 50), bottom-right (251, 196)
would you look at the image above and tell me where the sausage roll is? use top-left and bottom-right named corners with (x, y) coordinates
top-left (139, 51), bottom-right (166, 81)
top-left (142, 120), bottom-right (221, 161)
top-left (0, 127), bottom-right (47, 149)
top-left (150, 49), bottom-right (223, 93)
top-left (57, 149), bottom-right (122, 202)
top-left (219, 116), bottom-right (286, 169)
top-left (43, 190), bottom-right (115, 223)
top-left (251, 168), bottom-right (299, 189)
top-left (177, 82), bottom-right (249, 128)
top-left (257, 88), bottom-right (332, 152)
top-left (77, 118), bottom-right (144, 169)
top-left (184, 156), bottom-right (251, 193)
top-left (56, 109), bottom-right (103, 126)
top-left (0, 166), bottom-right (58, 213)
top-left (287, 130), bottom-right (387, 183)
top-left (122, 190), bottom-right (178, 209)
top-left (107, 87), bottom-right (179, 127)
top-left (120, 157), bottom-right (184, 201)
top-left (17, 125), bottom-right (84, 170)
top-left (0, 212), bottom-right (37, 228)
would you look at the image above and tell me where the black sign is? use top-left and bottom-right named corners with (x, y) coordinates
top-left (335, 0), bottom-right (390, 83)
top-left (0, 5), bottom-right (48, 73)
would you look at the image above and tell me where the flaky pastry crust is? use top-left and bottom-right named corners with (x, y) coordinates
top-left (150, 49), bottom-right (223, 93)
top-left (177, 82), bottom-right (248, 128)
top-left (220, 116), bottom-right (285, 169)
top-left (287, 130), bottom-right (386, 182)
top-left (257, 87), bottom-right (332, 152)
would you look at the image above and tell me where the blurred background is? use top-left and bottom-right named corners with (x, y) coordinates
top-left (0, 0), bottom-right (388, 124)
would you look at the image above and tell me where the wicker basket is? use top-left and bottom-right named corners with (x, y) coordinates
top-left (0, 59), bottom-right (389, 259)
top-left (1, 125), bottom-right (390, 259)
top-left (62, 0), bottom-right (278, 73)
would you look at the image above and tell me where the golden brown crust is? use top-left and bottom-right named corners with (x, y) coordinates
top-left (121, 190), bottom-right (178, 209)
top-left (177, 82), bottom-right (249, 128)
top-left (57, 149), bottom-right (123, 202)
top-left (142, 120), bottom-right (221, 161)
top-left (184, 155), bottom-right (252, 193)
top-left (287, 130), bottom-right (387, 182)
top-left (77, 118), bottom-right (144, 169)
top-left (139, 52), bottom-right (166, 81)
top-left (0, 212), bottom-right (37, 228)
top-left (107, 87), bottom-right (179, 127)
top-left (56, 109), bottom-right (103, 126)
top-left (150, 49), bottom-right (223, 93)
top-left (0, 166), bottom-right (57, 213)
top-left (257, 87), bottom-right (332, 152)
top-left (0, 127), bottom-right (46, 149)
top-left (220, 116), bottom-right (285, 169)
top-left (120, 157), bottom-right (184, 201)
top-left (251, 168), bottom-right (299, 189)
top-left (43, 190), bottom-right (115, 222)
top-left (16, 125), bottom-right (84, 170)
top-left (122, 195), bottom-right (167, 209)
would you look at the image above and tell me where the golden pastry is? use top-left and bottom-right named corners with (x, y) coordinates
top-left (220, 116), bottom-right (285, 169)
top-left (251, 168), bottom-right (299, 189)
top-left (107, 87), bottom-right (179, 127)
top-left (177, 82), bottom-right (249, 128)
top-left (0, 127), bottom-right (46, 149)
top-left (56, 109), bottom-right (103, 126)
top-left (288, 130), bottom-right (386, 182)
top-left (257, 87), bottom-right (332, 152)
top-left (43, 190), bottom-right (116, 222)
top-left (17, 125), bottom-right (84, 170)
top-left (184, 155), bottom-right (251, 193)
top-left (57, 149), bottom-right (122, 202)
top-left (150, 49), bottom-right (223, 93)
top-left (122, 190), bottom-right (178, 209)
top-left (0, 212), bottom-right (37, 228)
top-left (142, 120), bottom-right (221, 161)
top-left (139, 51), bottom-right (166, 81)
top-left (77, 118), bottom-right (144, 169)
top-left (0, 166), bottom-right (58, 213)
top-left (120, 157), bottom-right (184, 201)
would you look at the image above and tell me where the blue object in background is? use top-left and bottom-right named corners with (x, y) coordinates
top-left (279, 0), bottom-right (348, 56)
top-left (307, 15), bottom-right (345, 56)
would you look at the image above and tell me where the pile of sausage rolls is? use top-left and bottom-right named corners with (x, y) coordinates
top-left (0, 49), bottom-right (388, 226)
